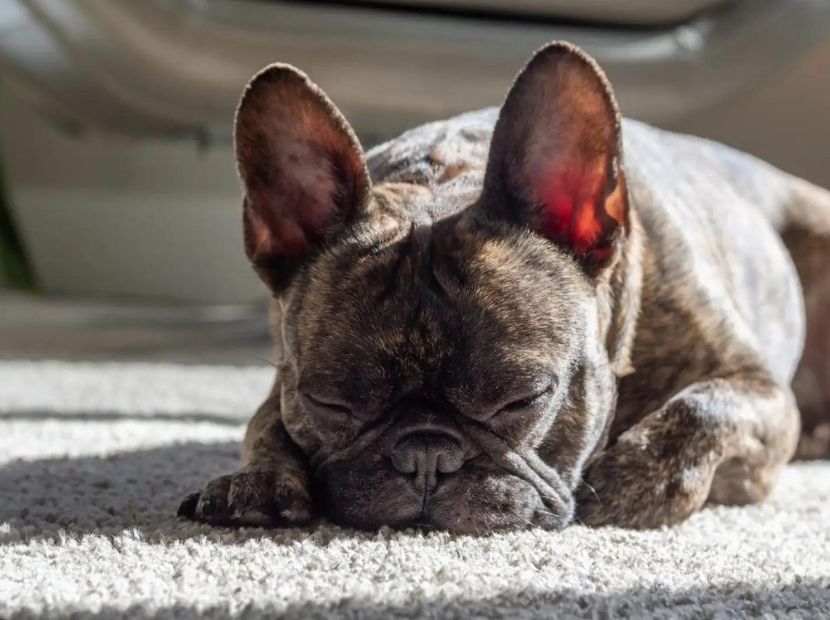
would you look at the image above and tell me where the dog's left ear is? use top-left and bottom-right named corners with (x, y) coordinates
top-left (480, 42), bottom-right (629, 275)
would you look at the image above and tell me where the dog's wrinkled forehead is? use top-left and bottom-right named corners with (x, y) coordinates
top-left (287, 199), bottom-right (588, 409)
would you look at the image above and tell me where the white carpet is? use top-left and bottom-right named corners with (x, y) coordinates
top-left (1, 361), bottom-right (829, 619)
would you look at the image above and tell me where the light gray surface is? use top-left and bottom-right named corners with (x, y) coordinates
top-left (1, 360), bottom-right (829, 619)
top-left (0, 87), bottom-right (264, 304)
top-left (671, 34), bottom-right (830, 191)
top-left (3, 0), bottom-right (829, 139)
top-left (369, 0), bottom-right (727, 25)
top-left (0, 290), bottom-right (271, 364)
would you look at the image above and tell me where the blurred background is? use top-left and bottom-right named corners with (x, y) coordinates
top-left (1, 0), bottom-right (829, 363)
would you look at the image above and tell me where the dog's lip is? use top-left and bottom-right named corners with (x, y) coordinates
top-left (421, 464), bottom-right (573, 532)
top-left (313, 420), bottom-right (574, 531)
top-left (458, 424), bottom-right (574, 522)
top-left (318, 461), bottom-right (573, 533)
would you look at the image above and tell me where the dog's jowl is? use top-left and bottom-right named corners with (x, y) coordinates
top-left (178, 42), bottom-right (830, 532)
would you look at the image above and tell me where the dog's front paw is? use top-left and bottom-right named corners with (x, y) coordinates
top-left (177, 469), bottom-right (311, 528)
top-left (576, 423), bottom-right (716, 529)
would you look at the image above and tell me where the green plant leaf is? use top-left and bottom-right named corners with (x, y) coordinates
top-left (0, 153), bottom-right (35, 290)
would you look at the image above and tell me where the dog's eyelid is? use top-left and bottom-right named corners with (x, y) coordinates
top-left (301, 391), bottom-right (354, 413)
top-left (497, 377), bottom-right (558, 414)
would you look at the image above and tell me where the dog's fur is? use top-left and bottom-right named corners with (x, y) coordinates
top-left (179, 42), bottom-right (830, 532)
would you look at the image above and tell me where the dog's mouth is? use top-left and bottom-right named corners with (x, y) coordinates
top-left (315, 460), bottom-right (573, 534)
top-left (416, 460), bottom-right (574, 533)
top-left (310, 423), bottom-right (575, 534)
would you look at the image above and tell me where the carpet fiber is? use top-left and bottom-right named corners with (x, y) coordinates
top-left (1, 361), bottom-right (828, 618)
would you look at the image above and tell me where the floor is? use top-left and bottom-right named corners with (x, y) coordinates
top-left (1, 360), bottom-right (829, 619)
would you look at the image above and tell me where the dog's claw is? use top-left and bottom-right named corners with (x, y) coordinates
top-left (177, 492), bottom-right (200, 519)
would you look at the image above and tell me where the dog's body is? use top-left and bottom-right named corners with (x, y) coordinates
top-left (179, 43), bottom-right (830, 532)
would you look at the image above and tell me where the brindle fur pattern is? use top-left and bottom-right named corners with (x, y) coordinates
top-left (180, 43), bottom-right (830, 532)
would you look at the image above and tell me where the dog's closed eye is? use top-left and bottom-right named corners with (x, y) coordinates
top-left (497, 379), bottom-right (558, 416)
top-left (301, 392), bottom-right (353, 416)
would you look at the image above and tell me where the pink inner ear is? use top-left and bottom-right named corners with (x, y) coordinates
top-left (538, 164), bottom-right (617, 255)
top-left (245, 201), bottom-right (318, 260)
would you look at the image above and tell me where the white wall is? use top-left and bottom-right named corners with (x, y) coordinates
top-left (0, 87), bottom-right (263, 304)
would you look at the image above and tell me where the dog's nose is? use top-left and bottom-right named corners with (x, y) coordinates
top-left (389, 431), bottom-right (465, 493)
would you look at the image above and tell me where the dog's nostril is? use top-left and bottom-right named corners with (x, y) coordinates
top-left (390, 431), bottom-right (464, 492)
top-left (436, 449), bottom-right (464, 474)
top-left (391, 449), bottom-right (417, 474)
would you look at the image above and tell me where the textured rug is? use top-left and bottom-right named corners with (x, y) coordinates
top-left (1, 361), bottom-right (829, 619)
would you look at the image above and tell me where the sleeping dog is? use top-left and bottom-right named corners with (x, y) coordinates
top-left (179, 42), bottom-right (830, 532)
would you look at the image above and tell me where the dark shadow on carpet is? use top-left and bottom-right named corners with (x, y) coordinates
top-left (6, 579), bottom-right (830, 619)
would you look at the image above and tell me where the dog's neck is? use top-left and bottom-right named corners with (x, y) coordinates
top-left (596, 195), bottom-right (645, 381)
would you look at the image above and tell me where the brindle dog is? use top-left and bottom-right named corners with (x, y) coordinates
top-left (179, 42), bottom-right (830, 532)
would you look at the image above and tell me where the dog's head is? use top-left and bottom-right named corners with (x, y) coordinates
top-left (234, 43), bottom-right (637, 533)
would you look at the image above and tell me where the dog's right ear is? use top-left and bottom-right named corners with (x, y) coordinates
top-left (235, 65), bottom-right (372, 292)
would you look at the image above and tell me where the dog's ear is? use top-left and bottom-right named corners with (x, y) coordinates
top-left (480, 42), bottom-right (628, 275)
top-left (235, 64), bottom-right (371, 292)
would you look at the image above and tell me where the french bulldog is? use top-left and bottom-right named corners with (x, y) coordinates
top-left (178, 42), bottom-right (830, 532)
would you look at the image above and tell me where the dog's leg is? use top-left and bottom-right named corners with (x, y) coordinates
top-left (783, 178), bottom-right (830, 459)
top-left (789, 235), bottom-right (830, 459)
top-left (577, 371), bottom-right (800, 528)
top-left (177, 385), bottom-right (312, 527)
